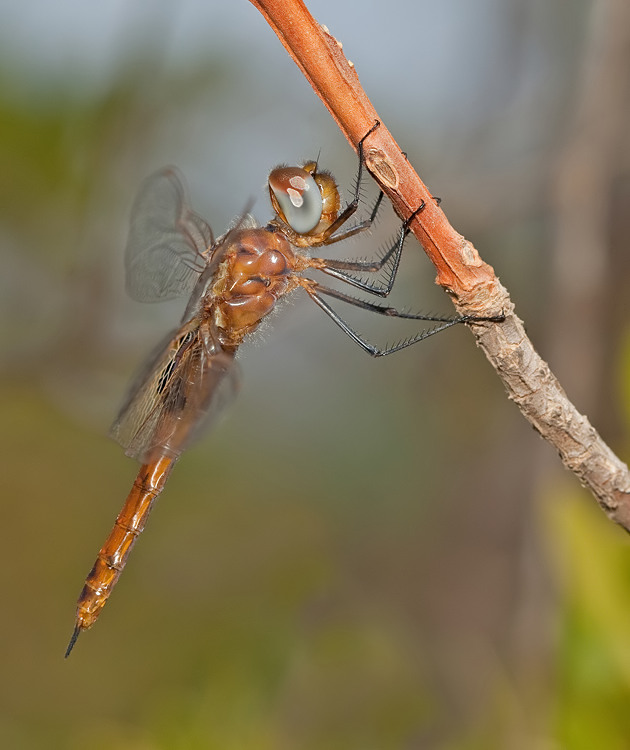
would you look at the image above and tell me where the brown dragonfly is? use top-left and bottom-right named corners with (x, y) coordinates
top-left (66, 123), bottom-right (488, 656)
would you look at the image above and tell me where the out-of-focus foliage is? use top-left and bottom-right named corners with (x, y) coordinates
top-left (549, 489), bottom-right (630, 750)
top-left (1, 1), bottom-right (629, 748)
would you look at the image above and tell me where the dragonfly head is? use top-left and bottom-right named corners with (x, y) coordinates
top-left (268, 162), bottom-right (340, 236)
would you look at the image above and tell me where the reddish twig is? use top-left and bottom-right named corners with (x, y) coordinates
top-left (249, 0), bottom-right (630, 532)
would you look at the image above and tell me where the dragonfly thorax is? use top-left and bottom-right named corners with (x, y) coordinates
top-left (212, 228), bottom-right (303, 345)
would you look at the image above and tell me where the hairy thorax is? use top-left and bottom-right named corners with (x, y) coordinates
top-left (210, 228), bottom-right (307, 346)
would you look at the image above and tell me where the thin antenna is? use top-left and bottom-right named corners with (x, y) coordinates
top-left (314, 147), bottom-right (322, 172)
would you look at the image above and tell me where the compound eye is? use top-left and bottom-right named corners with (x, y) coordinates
top-left (268, 167), bottom-right (323, 234)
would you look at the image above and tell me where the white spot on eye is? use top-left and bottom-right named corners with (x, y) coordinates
top-left (269, 168), bottom-right (323, 234)
top-left (287, 188), bottom-right (304, 208)
top-left (288, 175), bottom-right (308, 191)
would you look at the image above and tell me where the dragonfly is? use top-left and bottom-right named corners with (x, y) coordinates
top-left (66, 122), bottom-right (494, 656)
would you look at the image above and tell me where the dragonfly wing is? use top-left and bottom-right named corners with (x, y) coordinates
top-left (125, 167), bottom-right (214, 302)
top-left (110, 320), bottom-right (238, 462)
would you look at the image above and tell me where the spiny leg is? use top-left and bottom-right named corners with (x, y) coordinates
top-left (317, 190), bottom-right (385, 247)
top-left (317, 120), bottom-right (383, 245)
top-left (301, 279), bottom-right (501, 357)
top-left (313, 201), bottom-right (427, 298)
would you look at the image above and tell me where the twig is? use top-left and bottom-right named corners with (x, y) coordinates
top-left (248, 0), bottom-right (630, 532)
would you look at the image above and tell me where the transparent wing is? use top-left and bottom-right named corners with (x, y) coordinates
top-left (110, 319), bottom-right (239, 463)
top-left (124, 167), bottom-right (214, 302)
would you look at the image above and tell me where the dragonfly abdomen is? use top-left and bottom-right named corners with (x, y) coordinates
top-left (67, 456), bottom-right (175, 652)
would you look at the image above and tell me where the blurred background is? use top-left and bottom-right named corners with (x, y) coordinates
top-left (2, 0), bottom-right (630, 747)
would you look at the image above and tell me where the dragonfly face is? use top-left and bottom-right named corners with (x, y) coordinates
top-left (66, 122), bottom-right (484, 657)
top-left (268, 162), bottom-right (340, 237)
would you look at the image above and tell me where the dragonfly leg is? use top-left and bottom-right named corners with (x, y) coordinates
top-left (301, 279), bottom-right (502, 357)
top-left (313, 201), bottom-right (427, 297)
top-left (317, 121), bottom-right (384, 244)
